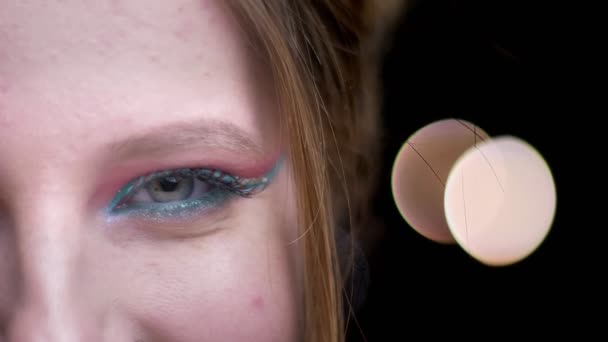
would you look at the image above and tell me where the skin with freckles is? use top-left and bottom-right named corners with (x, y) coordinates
top-left (0, 0), bottom-right (300, 341)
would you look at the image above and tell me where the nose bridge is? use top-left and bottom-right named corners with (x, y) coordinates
top-left (5, 155), bottom-right (85, 292)
top-left (8, 301), bottom-right (81, 342)
top-left (6, 188), bottom-right (86, 342)
top-left (14, 187), bottom-right (81, 294)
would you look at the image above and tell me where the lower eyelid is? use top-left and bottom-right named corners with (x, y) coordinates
top-left (109, 188), bottom-right (234, 219)
top-left (104, 199), bottom-right (236, 240)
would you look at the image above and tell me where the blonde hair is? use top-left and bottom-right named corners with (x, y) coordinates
top-left (228, 1), bottom-right (404, 341)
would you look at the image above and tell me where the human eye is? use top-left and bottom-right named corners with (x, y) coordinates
top-left (106, 164), bottom-right (279, 220)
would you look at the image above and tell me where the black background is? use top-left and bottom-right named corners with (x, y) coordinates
top-left (347, 0), bottom-right (585, 340)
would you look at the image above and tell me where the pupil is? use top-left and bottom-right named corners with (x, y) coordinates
top-left (159, 178), bottom-right (180, 192)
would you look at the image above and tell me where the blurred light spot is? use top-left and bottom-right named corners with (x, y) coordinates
top-left (444, 136), bottom-right (557, 266)
top-left (391, 119), bottom-right (489, 244)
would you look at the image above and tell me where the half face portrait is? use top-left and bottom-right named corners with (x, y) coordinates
top-left (0, 1), bottom-right (306, 340)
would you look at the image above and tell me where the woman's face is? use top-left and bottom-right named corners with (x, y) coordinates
top-left (0, 1), bottom-right (300, 341)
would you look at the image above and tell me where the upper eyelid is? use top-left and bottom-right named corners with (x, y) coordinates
top-left (138, 167), bottom-right (265, 192)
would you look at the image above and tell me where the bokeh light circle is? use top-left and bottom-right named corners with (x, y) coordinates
top-left (444, 136), bottom-right (557, 266)
top-left (391, 119), bottom-right (490, 243)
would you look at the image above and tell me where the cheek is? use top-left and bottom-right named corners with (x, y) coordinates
top-left (122, 210), bottom-right (299, 341)
top-left (138, 267), bottom-right (295, 342)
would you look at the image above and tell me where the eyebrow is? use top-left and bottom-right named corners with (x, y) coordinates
top-left (109, 119), bottom-right (264, 158)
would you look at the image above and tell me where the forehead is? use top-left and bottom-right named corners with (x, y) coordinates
top-left (0, 0), bottom-right (239, 80)
top-left (0, 0), bottom-right (271, 155)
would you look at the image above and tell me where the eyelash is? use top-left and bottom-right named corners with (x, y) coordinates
top-left (107, 166), bottom-right (274, 219)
